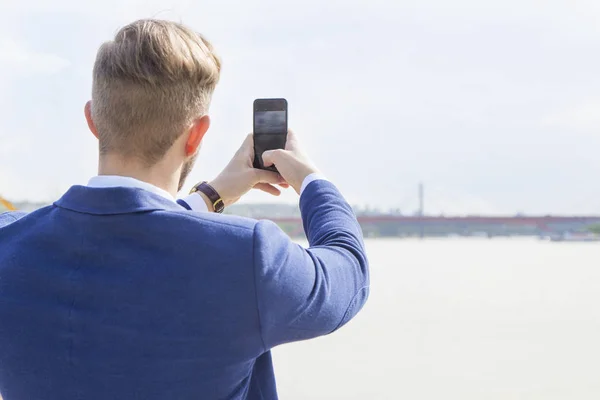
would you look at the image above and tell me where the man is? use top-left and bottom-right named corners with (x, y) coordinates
top-left (0, 19), bottom-right (369, 400)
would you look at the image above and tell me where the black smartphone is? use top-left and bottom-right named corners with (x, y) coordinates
top-left (253, 98), bottom-right (288, 171)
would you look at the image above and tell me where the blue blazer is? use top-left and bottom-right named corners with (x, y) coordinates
top-left (0, 180), bottom-right (369, 399)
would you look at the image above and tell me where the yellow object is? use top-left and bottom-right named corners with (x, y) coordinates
top-left (0, 196), bottom-right (16, 211)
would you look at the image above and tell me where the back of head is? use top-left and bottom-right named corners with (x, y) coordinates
top-left (91, 19), bottom-right (221, 165)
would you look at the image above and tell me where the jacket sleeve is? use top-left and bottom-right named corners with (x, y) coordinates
top-left (252, 180), bottom-right (369, 350)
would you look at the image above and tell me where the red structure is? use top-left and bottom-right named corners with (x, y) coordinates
top-left (262, 215), bottom-right (600, 237)
top-left (268, 215), bottom-right (600, 225)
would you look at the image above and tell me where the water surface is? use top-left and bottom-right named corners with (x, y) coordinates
top-left (274, 238), bottom-right (600, 399)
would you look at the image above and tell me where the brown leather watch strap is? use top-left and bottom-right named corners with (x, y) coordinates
top-left (190, 182), bottom-right (224, 213)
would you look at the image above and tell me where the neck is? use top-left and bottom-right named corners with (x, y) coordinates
top-left (98, 154), bottom-right (180, 198)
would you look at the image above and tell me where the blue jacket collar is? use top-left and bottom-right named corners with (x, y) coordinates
top-left (54, 185), bottom-right (186, 215)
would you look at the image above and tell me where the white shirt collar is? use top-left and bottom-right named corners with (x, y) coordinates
top-left (87, 176), bottom-right (175, 201)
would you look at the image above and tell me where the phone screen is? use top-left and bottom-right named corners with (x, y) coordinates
top-left (254, 111), bottom-right (287, 135)
top-left (253, 98), bottom-right (288, 171)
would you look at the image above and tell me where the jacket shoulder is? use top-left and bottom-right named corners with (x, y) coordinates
top-left (0, 211), bottom-right (28, 228)
top-left (159, 209), bottom-right (259, 232)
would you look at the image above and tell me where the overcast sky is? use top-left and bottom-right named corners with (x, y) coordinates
top-left (1, 0), bottom-right (600, 215)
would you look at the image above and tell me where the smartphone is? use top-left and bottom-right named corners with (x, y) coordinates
top-left (253, 98), bottom-right (288, 171)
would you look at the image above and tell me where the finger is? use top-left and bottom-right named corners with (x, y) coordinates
top-left (262, 149), bottom-right (286, 168)
top-left (278, 183), bottom-right (290, 188)
top-left (253, 168), bottom-right (285, 184)
top-left (285, 129), bottom-right (298, 150)
top-left (253, 183), bottom-right (281, 196)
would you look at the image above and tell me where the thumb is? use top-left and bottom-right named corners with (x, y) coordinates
top-left (262, 149), bottom-right (288, 168)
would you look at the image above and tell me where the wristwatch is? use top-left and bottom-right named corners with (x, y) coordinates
top-left (190, 181), bottom-right (225, 213)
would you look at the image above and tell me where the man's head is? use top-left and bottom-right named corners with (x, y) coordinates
top-left (85, 19), bottom-right (221, 191)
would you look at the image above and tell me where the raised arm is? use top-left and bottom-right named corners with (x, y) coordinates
top-left (253, 180), bottom-right (369, 349)
top-left (253, 131), bottom-right (370, 349)
top-left (179, 130), bottom-right (370, 350)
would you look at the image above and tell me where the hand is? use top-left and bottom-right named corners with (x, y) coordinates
top-left (262, 130), bottom-right (320, 195)
top-left (207, 134), bottom-right (288, 207)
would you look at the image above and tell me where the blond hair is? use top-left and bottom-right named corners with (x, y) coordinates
top-left (91, 19), bottom-right (221, 164)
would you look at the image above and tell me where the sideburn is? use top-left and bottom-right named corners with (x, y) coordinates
top-left (178, 152), bottom-right (198, 192)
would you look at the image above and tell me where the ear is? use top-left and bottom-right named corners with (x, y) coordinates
top-left (84, 101), bottom-right (99, 139)
top-left (185, 115), bottom-right (210, 156)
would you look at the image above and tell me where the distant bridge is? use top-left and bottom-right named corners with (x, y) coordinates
top-left (265, 215), bottom-right (600, 237)
top-left (269, 215), bottom-right (600, 225)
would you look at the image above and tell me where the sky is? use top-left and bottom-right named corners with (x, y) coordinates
top-left (1, 0), bottom-right (600, 215)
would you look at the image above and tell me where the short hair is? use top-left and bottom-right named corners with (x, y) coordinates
top-left (91, 19), bottom-right (221, 164)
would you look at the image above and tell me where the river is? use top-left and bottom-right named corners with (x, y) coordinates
top-left (274, 238), bottom-right (600, 399)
